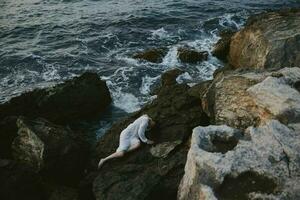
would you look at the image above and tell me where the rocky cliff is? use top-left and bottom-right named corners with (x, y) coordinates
top-left (1, 8), bottom-right (299, 200)
top-left (178, 8), bottom-right (300, 200)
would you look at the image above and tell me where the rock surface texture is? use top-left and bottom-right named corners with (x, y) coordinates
top-left (212, 30), bottom-right (235, 61)
top-left (177, 47), bottom-right (208, 64)
top-left (179, 120), bottom-right (300, 200)
top-left (0, 72), bottom-right (112, 124)
top-left (229, 8), bottom-right (300, 69)
top-left (133, 48), bottom-right (167, 63)
top-left (91, 69), bottom-right (209, 200)
top-left (12, 117), bottom-right (89, 184)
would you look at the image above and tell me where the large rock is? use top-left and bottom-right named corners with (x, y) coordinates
top-left (177, 47), bottom-right (208, 64)
top-left (133, 48), bottom-right (167, 63)
top-left (91, 70), bottom-right (210, 200)
top-left (0, 116), bottom-right (18, 158)
top-left (0, 160), bottom-right (47, 200)
top-left (212, 30), bottom-right (235, 61)
top-left (11, 117), bottom-right (89, 184)
top-left (178, 120), bottom-right (300, 200)
top-left (201, 67), bottom-right (300, 129)
top-left (0, 72), bottom-right (112, 124)
top-left (229, 8), bottom-right (300, 69)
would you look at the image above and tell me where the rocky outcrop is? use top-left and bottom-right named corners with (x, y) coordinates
top-left (179, 120), bottom-right (300, 200)
top-left (0, 116), bottom-right (18, 158)
top-left (212, 30), bottom-right (235, 61)
top-left (161, 68), bottom-right (184, 86)
top-left (90, 69), bottom-right (210, 200)
top-left (0, 72), bottom-right (112, 125)
top-left (0, 160), bottom-right (47, 200)
top-left (177, 47), bottom-right (208, 64)
top-left (229, 8), bottom-right (300, 69)
top-left (11, 117), bottom-right (89, 184)
top-left (133, 48), bottom-right (167, 63)
top-left (200, 67), bottom-right (300, 129)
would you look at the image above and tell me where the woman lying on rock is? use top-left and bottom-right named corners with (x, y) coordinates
top-left (98, 114), bottom-right (156, 169)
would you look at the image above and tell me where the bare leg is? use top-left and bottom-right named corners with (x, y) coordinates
top-left (98, 151), bottom-right (125, 169)
top-left (127, 141), bottom-right (141, 152)
top-left (98, 142), bottom-right (141, 169)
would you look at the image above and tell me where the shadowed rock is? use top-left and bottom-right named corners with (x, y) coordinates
top-left (89, 69), bottom-right (210, 200)
top-left (177, 47), bottom-right (208, 64)
top-left (0, 72), bottom-right (112, 125)
top-left (133, 48), bottom-right (167, 63)
top-left (12, 117), bottom-right (89, 185)
top-left (212, 29), bottom-right (236, 61)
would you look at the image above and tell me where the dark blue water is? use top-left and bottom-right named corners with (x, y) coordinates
top-left (1, 0), bottom-right (299, 136)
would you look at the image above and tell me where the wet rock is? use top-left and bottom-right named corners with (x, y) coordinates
top-left (177, 47), bottom-right (208, 64)
top-left (212, 29), bottom-right (235, 61)
top-left (133, 48), bottom-right (167, 63)
top-left (0, 72), bottom-right (112, 125)
top-left (161, 68), bottom-right (184, 86)
top-left (229, 8), bottom-right (300, 69)
top-left (91, 69), bottom-right (210, 200)
top-left (178, 120), bottom-right (300, 200)
top-left (12, 117), bottom-right (89, 185)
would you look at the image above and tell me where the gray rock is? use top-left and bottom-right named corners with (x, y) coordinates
top-left (12, 117), bottom-right (89, 185)
top-left (247, 68), bottom-right (300, 123)
top-left (178, 120), bottom-right (300, 200)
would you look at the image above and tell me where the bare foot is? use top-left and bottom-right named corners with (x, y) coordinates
top-left (98, 159), bottom-right (105, 169)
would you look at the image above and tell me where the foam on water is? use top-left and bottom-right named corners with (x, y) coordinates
top-left (140, 75), bottom-right (160, 95)
top-left (149, 27), bottom-right (169, 40)
top-left (161, 46), bottom-right (179, 67)
top-left (176, 72), bottom-right (193, 84)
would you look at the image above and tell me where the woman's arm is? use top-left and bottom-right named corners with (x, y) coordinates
top-left (137, 119), bottom-right (149, 143)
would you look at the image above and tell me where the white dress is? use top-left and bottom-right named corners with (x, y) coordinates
top-left (116, 114), bottom-right (151, 152)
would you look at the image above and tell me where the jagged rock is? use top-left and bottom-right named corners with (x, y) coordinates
top-left (11, 117), bottom-right (89, 184)
top-left (201, 69), bottom-right (266, 129)
top-left (91, 69), bottom-right (210, 200)
top-left (201, 67), bottom-right (300, 129)
top-left (229, 8), bottom-right (300, 69)
top-left (177, 47), bottom-right (208, 64)
top-left (188, 80), bottom-right (212, 99)
top-left (133, 48), bottom-right (167, 63)
top-left (150, 140), bottom-right (181, 158)
top-left (247, 67), bottom-right (300, 124)
top-left (0, 72), bottom-right (112, 124)
top-left (0, 160), bottom-right (47, 200)
top-left (161, 68), bottom-right (184, 86)
top-left (212, 30), bottom-right (235, 61)
top-left (178, 120), bottom-right (300, 200)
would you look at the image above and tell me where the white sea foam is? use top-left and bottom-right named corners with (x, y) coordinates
top-left (176, 72), bottom-right (193, 84)
top-left (113, 91), bottom-right (141, 113)
top-left (161, 46), bottom-right (179, 67)
top-left (150, 27), bottom-right (169, 40)
top-left (218, 13), bottom-right (245, 30)
top-left (140, 75), bottom-right (160, 95)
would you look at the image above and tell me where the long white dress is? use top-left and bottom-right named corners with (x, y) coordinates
top-left (116, 114), bottom-right (151, 152)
